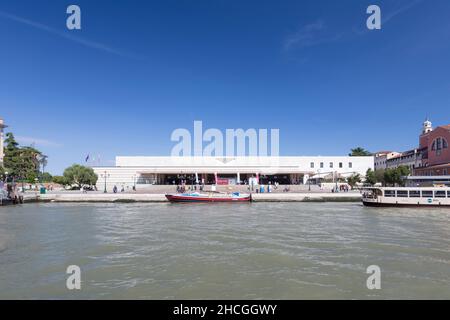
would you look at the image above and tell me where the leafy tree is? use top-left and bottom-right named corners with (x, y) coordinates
top-left (40, 172), bottom-right (53, 182)
top-left (0, 166), bottom-right (5, 181)
top-left (349, 147), bottom-right (372, 157)
top-left (384, 166), bottom-right (410, 187)
top-left (346, 173), bottom-right (361, 189)
top-left (3, 133), bottom-right (43, 181)
top-left (365, 169), bottom-right (377, 185)
top-left (52, 175), bottom-right (69, 186)
top-left (375, 169), bottom-right (385, 185)
top-left (18, 146), bottom-right (42, 182)
top-left (63, 164), bottom-right (98, 189)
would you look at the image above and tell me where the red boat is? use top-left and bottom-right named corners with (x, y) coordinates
top-left (165, 192), bottom-right (252, 203)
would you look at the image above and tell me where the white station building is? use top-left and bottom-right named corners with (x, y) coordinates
top-left (93, 156), bottom-right (374, 191)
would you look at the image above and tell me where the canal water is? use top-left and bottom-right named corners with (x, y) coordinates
top-left (0, 202), bottom-right (449, 299)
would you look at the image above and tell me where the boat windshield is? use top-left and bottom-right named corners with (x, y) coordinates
top-left (362, 189), bottom-right (379, 199)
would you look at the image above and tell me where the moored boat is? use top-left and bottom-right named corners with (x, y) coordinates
top-left (165, 192), bottom-right (252, 203)
top-left (361, 187), bottom-right (450, 207)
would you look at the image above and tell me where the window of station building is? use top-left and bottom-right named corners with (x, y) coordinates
top-left (409, 190), bottom-right (420, 198)
top-left (320, 162), bottom-right (324, 168)
top-left (434, 191), bottom-right (446, 198)
top-left (384, 190), bottom-right (395, 197)
top-left (348, 162), bottom-right (352, 168)
top-left (396, 190), bottom-right (408, 197)
top-left (339, 162), bottom-right (343, 168)
top-left (329, 162), bottom-right (333, 168)
top-left (310, 162), bottom-right (314, 168)
top-left (447, 191), bottom-right (450, 197)
top-left (421, 190), bottom-right (433, 198)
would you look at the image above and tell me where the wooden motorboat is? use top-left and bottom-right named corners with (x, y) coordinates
top-left (165, 192), bottom-right (251, 203)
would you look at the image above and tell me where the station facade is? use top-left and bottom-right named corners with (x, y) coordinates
top-left (92, 156), bottom-right (373, 191)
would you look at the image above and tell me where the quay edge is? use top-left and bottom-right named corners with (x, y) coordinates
top-left (18, 193), bottom-right (362, 203)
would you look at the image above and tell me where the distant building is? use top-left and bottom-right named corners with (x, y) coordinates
top-left (386, 148), bottom-right (423, 172)
top-left (0, 117), bottom-right (7, 166)
top-left (374, 151), bottom-right (401, 170)
top-left (414, 120), bottom-right (450, 176)
top-left (377, 119), bottom-right (450, 186)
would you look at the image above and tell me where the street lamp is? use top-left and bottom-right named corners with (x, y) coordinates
top-left (34, 177), bottom-right (39, 193)
top-left (335, 171), bottom-right (338, 192)
top-left (101, 171), bottom-right (110, 193)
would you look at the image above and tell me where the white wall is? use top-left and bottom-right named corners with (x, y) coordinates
top-left (93, 156), bottom-right (373, 192)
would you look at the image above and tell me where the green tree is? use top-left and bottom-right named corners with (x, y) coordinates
top-left (349, 147), bottom-right (372, 156)
top-left (18, 146), bottom-right (42, 182)
top-left (40, 172), bottom-right (53, 182)
top-left (346, 173), bottom-right (361, 189)
top-left (63, 164), bottom-right (98, 189)
top-left (0, 166), bottom-right (5, 181)
top-left (52, 175), bottom-right (68, 186)
top-left (365, 169), bottom-right (377, 185)
top-left (384, 166), bottom-right (410, 187)
top-left (375, 169), bottom-right (385, 185)
top-left (3, 132), bottom-right (20, 178)
top-left (3, 133), bottom-right (43, 181)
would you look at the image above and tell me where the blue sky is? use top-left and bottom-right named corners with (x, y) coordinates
top-left (1, 0), bottom-right (450, 174)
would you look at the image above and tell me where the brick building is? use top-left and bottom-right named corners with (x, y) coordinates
top-left (414, 120), bottom-right (450, 176)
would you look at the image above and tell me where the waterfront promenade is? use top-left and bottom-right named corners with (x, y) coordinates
top-left (21, 187), bottom-right (362, 203)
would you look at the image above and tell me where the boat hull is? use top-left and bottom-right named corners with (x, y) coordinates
top-left (166, 194), bottom-right (251, 203)
top-left (362, 200), bottom-right (449, 207)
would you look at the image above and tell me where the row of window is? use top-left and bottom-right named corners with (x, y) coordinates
top-left (384, 190), bottom-right (450, 198)
top-left (310, 162), bottom-right (352, 169)
top-left (416, 168), bottom-right (449, 176)
top-left (431, 137), bottom-right (448, 151)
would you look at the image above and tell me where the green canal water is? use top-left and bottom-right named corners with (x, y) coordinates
top-left (0, 202), bottom-right (449, 299)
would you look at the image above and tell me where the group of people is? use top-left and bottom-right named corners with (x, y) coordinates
top-left (112, 185), bottom-right (136, 193)
top-left (176, 184), bottom-right (205, 193)
top-left (331, 184), bottom-right (351, 193)
top-left (0, 181), bottom-right (23, 204)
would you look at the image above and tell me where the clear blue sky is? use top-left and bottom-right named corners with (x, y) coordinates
top-left (1, 0), bottom-right (450, 174)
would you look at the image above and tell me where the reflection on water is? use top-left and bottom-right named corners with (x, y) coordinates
top-left (0, 202), bottom-right (449, 299)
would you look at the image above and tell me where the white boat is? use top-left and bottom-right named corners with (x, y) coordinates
top-left (361, 187), bottom-right (450, 207)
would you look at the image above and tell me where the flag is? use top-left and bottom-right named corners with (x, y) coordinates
top-left (85, 154), bottom-right (90, 162)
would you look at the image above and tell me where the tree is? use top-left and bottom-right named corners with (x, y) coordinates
top-left (349, 147), bottom-right (372, 157)
top-left (365, 169), bottom-right (377, 185)
top-left (0, 166), bottom-right (5, 181)
top-left (18, 146), bottom-right (42, 182)
top-left (3, 132), bottom-right (20, 178)
top-left (41, 172), bottom-right (53, 182)
top-left (52, 175), bottom-right (69, 186)
top-left (3, 133), bottom-right (43, 181)
top-left (347, 173), bottom-right (361, 189)
top-left (375, 169), bottom-right (385, 185)
top-left (63, 164), bottom-right (98, 189)
top-left (384, 166), bottom-right (410, 187)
